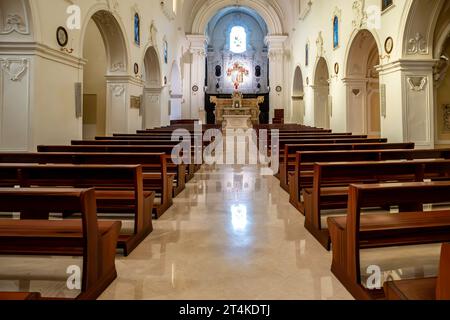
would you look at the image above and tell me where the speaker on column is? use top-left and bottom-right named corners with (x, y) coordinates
top-left (75, 82), bottom-right (83, 118)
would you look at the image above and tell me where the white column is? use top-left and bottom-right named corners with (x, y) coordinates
top-left (105, 76), bottom-right (130, 135)
top-left (265, 35), bottom-right (288, 123)
top-left (186, 34), bottom-right (207, 120)
top-left (342, 78), bottom-right (368, 135)
top-left (377, 59), bottom-right (436, 148)
top-left (143, 87), bottom-right (162, 129)
top-left (0, 56), bottom-right (32, 151)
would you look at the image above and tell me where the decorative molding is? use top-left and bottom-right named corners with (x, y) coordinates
top-left (407, 76), bottom-right (427, 92)
top-left (0, 14), bottom-right (29, 35)
top-left (111, 84), bottom-right (125, 97)
top-left (111, 62), bottom-right (125, 72)
top-left (316, 31), bottom-right (324, 58)
top-left (0, 42), bottom-right (86, 69)
top-left (407, 33), bottom-right (428, 55)
top-left (0, 58), bottom-right (28, 81)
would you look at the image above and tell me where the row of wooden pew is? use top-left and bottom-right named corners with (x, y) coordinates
top-left (0, 123), bottom-right (218, 300)
top-left (271, 124), bottom-right (450, 300)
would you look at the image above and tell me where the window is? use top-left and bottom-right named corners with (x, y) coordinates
top-left (333, 16), bottom-right (339, 49)
top-left (382, 0), bottom-right (393, 11)
top-left (134, 13), bottom-right (140, 46)
top-left (230, 26), bottom-right (247, 54)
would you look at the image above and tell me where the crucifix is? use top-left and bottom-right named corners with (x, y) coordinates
top-left (227, 62), bottom-right (249, 91)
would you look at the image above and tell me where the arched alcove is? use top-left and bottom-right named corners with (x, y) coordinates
top-left (81, 10), bottom-right (128, 138)
top-left (291, 66), bottom-right (305, 124)
top-left (142, 46), bottom-right (163, 129)
top-left (433, 1), bottom-right (450, 146)
top-left (345, 29), bottom-right (381, 136)
top-left (81, 10), bottom-right (128, 74)
top-left (313, 58), bottom-right (330, 129)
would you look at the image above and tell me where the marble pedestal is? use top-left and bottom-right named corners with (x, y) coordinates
top-left (223, 115), bottom-right (252, 130)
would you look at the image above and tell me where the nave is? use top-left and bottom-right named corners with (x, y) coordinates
top-left (1, 161), bottom-right (442, 301)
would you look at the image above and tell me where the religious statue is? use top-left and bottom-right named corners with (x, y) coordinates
top-left (227, 62), bottom-right (249, 91)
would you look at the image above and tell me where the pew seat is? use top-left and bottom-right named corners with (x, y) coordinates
top-left (384, 243), bottom-right (450, 300)
top-left (0, 292), bottom-right (41, 300)
top-left (328, 182), bottom-right (450, 300)
top-left (0, 188), bottom-right (121, 300)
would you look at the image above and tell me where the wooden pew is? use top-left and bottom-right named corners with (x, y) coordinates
top-left (384, 243), bottom-right (450, 300)
top-left (37, 146), bottom-right (185, 197)
top-left (305, 159), bottom-right (450, 249)
top-left (0, 164), bottom-right (153, 255)
top-left (70, 141), bottom-right (200, 182)
top-left (281, 143), bottom-right (416, 192)
top-left (289, 146), bottom-right (436, 210)
top-left (2, 151), bottom-right (172, 218)
top-left (0, 188), bottom-right (121, 300)
top-left (328, 182), bottom-right (450, 300)
top-left (0, 292), bottom-right (41, 300)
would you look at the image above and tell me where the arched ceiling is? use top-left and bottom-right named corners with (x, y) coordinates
top-left (181, 0), bottom-right (294, 34)
top-left (206, 6), bottom-right (268, 36)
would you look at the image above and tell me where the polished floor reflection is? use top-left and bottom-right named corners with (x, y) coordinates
top-left (99, 165), bottom-right (353, 300)
top-left (0, 165), bottom-right (442, 299)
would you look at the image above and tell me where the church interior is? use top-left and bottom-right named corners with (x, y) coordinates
top-left (1, 0), bottom-right (450, 302)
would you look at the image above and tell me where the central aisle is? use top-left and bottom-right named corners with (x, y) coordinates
top-left (100, 165), bottom-right (353, 300)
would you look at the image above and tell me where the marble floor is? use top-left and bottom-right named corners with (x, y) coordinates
top-left (0, 164), bottom-right (442, 300)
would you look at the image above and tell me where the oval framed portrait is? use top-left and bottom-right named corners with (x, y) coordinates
top-left (133, 63), bottom-right (139, 75)
top-left (334, 63), bottom-right (340, 75)
top-left (192, 85), bottom-right (199, 92)
top-left (384, 37), bottom-right (394, 54)
top-left (56, 26), bottom-right (68, 47)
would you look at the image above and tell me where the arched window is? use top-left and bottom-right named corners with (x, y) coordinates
top-left (134, 13), bottom-right (140, 45)
top-left (333, 16), bottom-right (339, 49)
top-left (230, 26), bottom-right (247, 54)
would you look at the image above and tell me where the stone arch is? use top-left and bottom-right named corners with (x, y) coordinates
top-left (344, 29), bottom-right (381, 136)
top-left (80, 9), bottom-right (129, 138)
top-left (431, 1), bottom-right (450, 146)
top-left (401, 0), bottom-right (445, 58)
top-left (190, 0), bottom-right (284, 35)
top-left (291, 66), bottom-right (305, 124)
top-left (144, 46), bottom-right (162, 88)
top-left (80, 7), bottom-right (129, 74)
top-left (142, 46), bottom-right (163, 129)
top-left (313, 57), bottom-right (330, 129)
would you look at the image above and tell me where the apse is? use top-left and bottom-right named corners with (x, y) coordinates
top-left (205, 6), bottom-right (269, 95)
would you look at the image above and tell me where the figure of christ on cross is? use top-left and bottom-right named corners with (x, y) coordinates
top-left (227, 62), bottom-right (249, 91)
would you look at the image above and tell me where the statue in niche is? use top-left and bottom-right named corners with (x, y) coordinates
top-left (316, 32), bottom-right (324, 57)
top-left (434, 55), bottom-right (449, 87)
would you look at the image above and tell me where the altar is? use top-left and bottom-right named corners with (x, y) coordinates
top-left (211, 92), bottom-right (264, 130)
